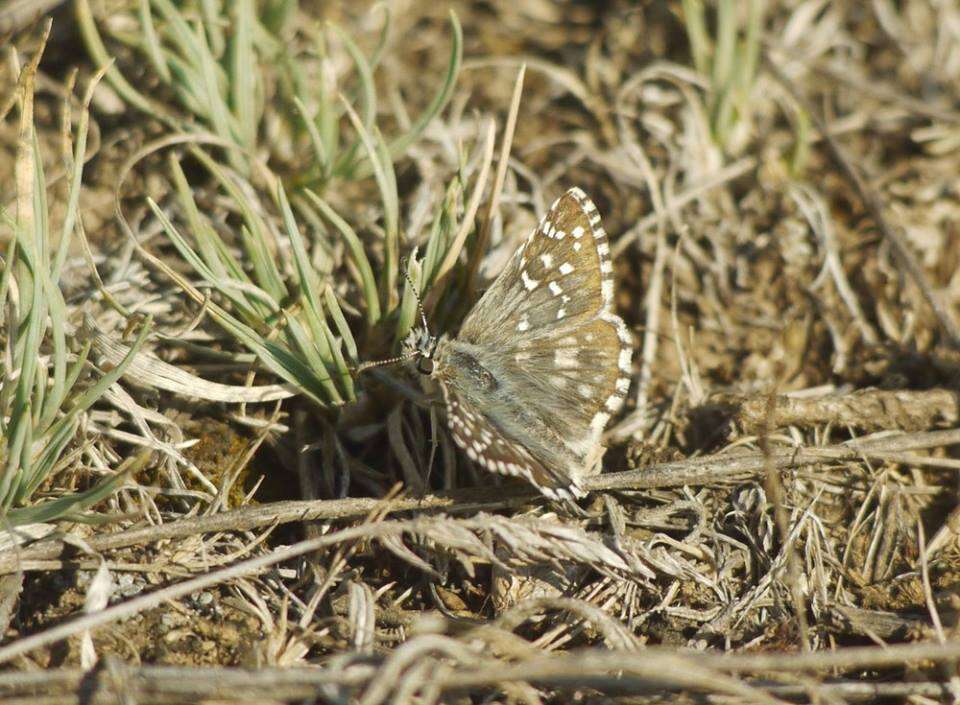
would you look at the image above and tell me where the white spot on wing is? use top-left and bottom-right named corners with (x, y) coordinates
top-left (521, 270), bottom-right (539, 291)
top-left (556, 307), bottom-right (567, 319)
top-left (540, 253), bottom-right (553, 268)
top-left (559, 262), bottom-right (574, 275)
top-left (549, 281), bottom-right (563, 296)
top-left (572, 226), bottom-right (585, 239)
top-left (554, 348), bottom-right (578, 368)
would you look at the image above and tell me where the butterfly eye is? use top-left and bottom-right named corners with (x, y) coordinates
top-left (417, 357), bottom-right (435, 375)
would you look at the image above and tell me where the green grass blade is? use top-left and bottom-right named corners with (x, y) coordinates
top-left (338, 99), bottom-right (399, 313)
top-left (281, 313), bottom-right (344, 404)
top-left (194, 18), bottom-right (244, 167)
top-left (366, 3), bottom-right (391, 70)
top-left (294, 95), bottom-right (329, 177)
top-left (138, 0), bottom-right (172, 83)
top-left (168, 155), bottom-right (229, 275)
top-left (421, 180), bottom-right (457, 287)
top-left (303, 190), bottom-right (380, 325)
top-left (201, 0), bottom-right (226, 57)
top-left (19, 317), bottom-right (152, 502)
top-left (231, 0), bottom-right (258, 152)
top-left (394, 255), bottom-right (423, 345)
top-left (5, 450), bottom-right (150, 528)
top-left (319, 317), bottom-right (354, 399)
top-left (146, 198), bottom-right (268, 324)
top-left (330, 22), bottom-right (376, 136)
top-left (75, 0), bottom-right (174, 126)
top-left (323, 285), bottom-right (358, 363)
top-left (53, 66), bottom-right (103, 284)
top-left (386, 10), bottom-right (461, 160)
top-left (239, 224), bottom-right (287, 304)
top-left (681, 0), bottom-right (710, 76)
top-left (275, 186), bottom-right (350, 402)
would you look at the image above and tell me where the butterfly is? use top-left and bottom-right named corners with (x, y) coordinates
top-left (405, 188), bottom-right (633, 500)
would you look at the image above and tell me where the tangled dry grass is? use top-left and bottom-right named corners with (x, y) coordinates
top-left (1, 1), bottom-right (959, 703)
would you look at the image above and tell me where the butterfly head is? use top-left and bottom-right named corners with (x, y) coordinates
top-left (402, 326), bottom-right (440, 376)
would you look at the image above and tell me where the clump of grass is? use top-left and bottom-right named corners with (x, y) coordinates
top-left (0, 29), bottom-right (147, 527)
top-left (96, 4), bottom-right (482, 410)
top-left (140, 148), bottom-right (361, 407)
top-left (138, 126), bottom-right (489, 409)
top-left (77, 0), bottom-right (462, 185)
top-left (681, 0), bottom-right (763, 152)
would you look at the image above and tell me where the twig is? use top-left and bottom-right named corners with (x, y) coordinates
top-left (3, 428), bottom-right (960, 575)
top-left (436, 644), bottom-right (960, 692)
top-left (0, 661), bottom-right (949, 704)
top-left (466, 64), bottom-right (525, 299)
top-left (718, 388), bottom-right (959, 433)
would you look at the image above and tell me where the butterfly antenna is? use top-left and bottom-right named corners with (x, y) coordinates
top-left (354, 351), bottom-right (416, 376)
top-left (400, 257), bottom-right (430, 332)
top-left (353, 259), bottom-right (431, 377)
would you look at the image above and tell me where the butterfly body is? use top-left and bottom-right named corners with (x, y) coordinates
top-left (408, 188), bottom-right (632, 500)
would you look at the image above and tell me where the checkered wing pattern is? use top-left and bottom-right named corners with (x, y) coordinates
top-left (437, 382), bottom-right (567, 493)
top-left (432, 188), bottom-right (632, 499)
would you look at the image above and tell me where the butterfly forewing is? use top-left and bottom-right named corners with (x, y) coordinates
top-left (459, 188), bottom-right (613, 345)
top-left (429, 187), bottom-right (632, 498)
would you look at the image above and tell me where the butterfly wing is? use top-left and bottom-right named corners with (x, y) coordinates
top-left (436, 379), bottom-right (584, 499)
top-left (446, 188), bottom-right (632, 496)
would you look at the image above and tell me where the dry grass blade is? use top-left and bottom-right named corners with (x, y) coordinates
top-left (433, 119), bottom-right (497, 283)
top-left (765, 53), bottom-right (960, 346)
top-left (466, 63), bottom-right (525, 297)
top-left (91, 327), bottom-right (296, 403)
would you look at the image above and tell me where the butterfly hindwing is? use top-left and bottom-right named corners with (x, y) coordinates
top-left (438, 382), bottom-right (585, 499)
